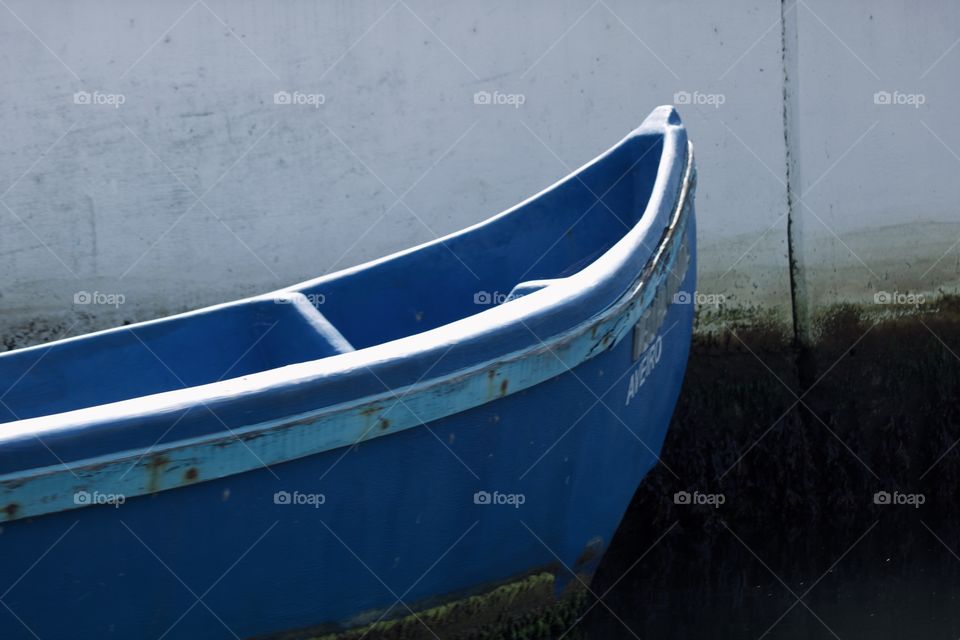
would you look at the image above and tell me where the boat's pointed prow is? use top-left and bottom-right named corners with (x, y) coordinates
top-left (629, 106), bottom-right (688, 168)
top-left (640, 104), bottom-right (684, 129)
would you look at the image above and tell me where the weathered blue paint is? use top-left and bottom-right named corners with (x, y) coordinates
top-left (0, 107), bottom-right (696, 639)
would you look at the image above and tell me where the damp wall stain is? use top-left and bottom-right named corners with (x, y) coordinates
top-left (584, 296), bottom-right (960, 639)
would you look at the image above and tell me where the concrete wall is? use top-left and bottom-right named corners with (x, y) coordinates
top-left (792, 0), bottom-right (960, 322)
top-left (0, 0), bottom-right (956, 345)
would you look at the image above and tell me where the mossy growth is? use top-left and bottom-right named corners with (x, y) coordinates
top-left (307, 573), bottom-right (590, 640)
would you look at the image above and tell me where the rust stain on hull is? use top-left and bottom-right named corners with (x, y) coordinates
top-left (3, 502), bottom-right (20, 520)
top-left (146, 455), bottom-right (170, 493)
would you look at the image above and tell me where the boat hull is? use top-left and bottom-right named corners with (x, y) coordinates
top-left (0, 109), bottom-right (696, 639)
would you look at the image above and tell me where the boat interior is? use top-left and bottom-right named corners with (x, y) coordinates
top-left (0, 133), bottom-right (665, 423)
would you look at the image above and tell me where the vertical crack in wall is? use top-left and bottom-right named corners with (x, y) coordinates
top-left (781, 0), bottom-right (816, 395)
top-left (781, 1), bottom-right (812, 353)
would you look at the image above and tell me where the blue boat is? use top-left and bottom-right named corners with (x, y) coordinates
top-left (0, 106), bottom-right (696, 639)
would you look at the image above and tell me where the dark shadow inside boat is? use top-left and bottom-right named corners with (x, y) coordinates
top-left (0, 134), bottom-right (664, 423)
